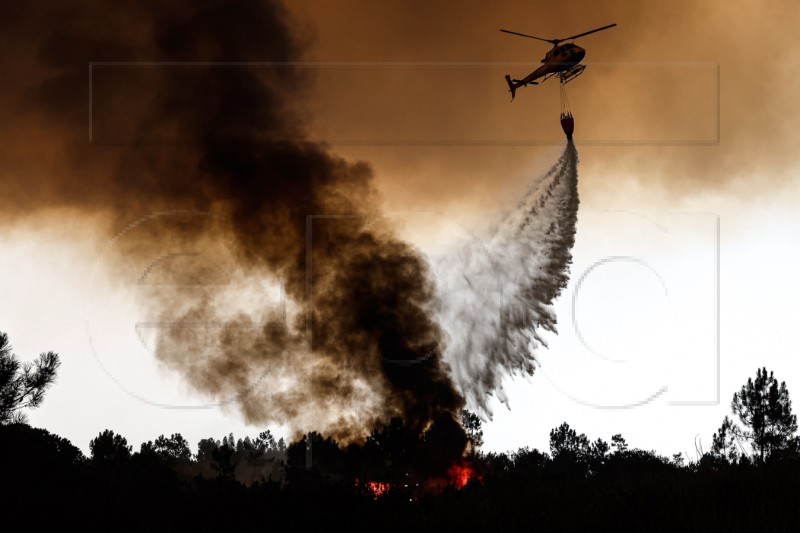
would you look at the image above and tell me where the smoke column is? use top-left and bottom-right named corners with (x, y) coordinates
top-left (0, 0), bottom-right (463, 448)
top-left (435, 143), bottom-right (580, 415)
top-left (0, 0), bottom-right (581, 460)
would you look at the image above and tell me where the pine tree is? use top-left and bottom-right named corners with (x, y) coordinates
top-left (730, 367), bottom-right (798, 461)
top-left (0, 331), bottom-right (60, 424)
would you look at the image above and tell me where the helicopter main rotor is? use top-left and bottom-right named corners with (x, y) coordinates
top-left (500, 23), bottom-right (617, 47)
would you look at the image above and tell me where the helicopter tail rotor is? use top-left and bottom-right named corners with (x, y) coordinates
top-left (505, 74), bottom-right (517, 100)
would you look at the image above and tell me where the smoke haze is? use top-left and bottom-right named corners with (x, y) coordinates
top-left (0, 1), bottom-right (584, 460)
top-left (287, 0), bottom-right (799, 210)
top-left (0, 0), bottom-right (465, 444)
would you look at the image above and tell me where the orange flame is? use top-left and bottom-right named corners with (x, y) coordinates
top-left (355, 479), bottom-right (392, 499)
top-left (447, 461), bottom-right (479, 489)
top-left (366, 481), bottom-right (391, 498)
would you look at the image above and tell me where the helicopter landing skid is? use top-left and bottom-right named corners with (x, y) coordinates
top-left (558, 64), bottom-right (586, 85)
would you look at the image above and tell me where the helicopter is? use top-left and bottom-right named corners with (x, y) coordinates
top-left (501, 23), bottom-right (616, 100)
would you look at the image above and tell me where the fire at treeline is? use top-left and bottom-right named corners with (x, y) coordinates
top-left (5, 369), bottom-right (800, 531)
top-left (3, 0), bottom-right (800, 528)
top-left (4, 335), bottom-right (800, 529)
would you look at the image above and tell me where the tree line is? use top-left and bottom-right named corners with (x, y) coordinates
top-left (3, 328), bottom-right (800, 530)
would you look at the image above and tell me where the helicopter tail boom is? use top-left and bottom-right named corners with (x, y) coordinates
top-left (505, 74), bottom-right (538, 101)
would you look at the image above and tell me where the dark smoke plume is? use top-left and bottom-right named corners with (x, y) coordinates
top-left (436, 143), bottom-right (580, 415)
top-left (0, 0), bottom-right (463, 446)
top-left (0, 1), bottom-right (583, 467)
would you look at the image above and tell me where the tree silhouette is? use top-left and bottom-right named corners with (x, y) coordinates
top-left (549, 422), bottom-right (590, 460)
top-left (141, 433), bottom-right (191, 462)
top-left (610, 434), bottom-right (628, 453)
top-left (460, 409), bottom-right (484, 452)
top-left (548, 422), bottom-right (590, 479)
top-left (0, 331), bottom-right (60, 424)
top-left (730, 367), bottom-right (798, 461)
top-left (90, 429), bottom-right (132, 463)
top-left (212, 433), bottom-right (237, 478)
top-left (196, 437), bottom-right (221, 478)
top-left (363, 418), bottom-right (416, 480)
top-left (233, 431), bottom-right (287, 485)
top-left (710, 416), bottom-right (742, 463)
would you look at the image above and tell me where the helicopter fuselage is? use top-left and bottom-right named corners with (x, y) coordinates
top-left (543, 43), bottom-right (586, 66)
top-left (510, 44), bottom-right (585, 90)
top-left (502, 22), bottom-right (614, 100)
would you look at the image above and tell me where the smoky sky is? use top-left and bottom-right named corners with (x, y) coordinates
top-left (288, 0), bottom-right (799, 207)
top-left (0, 0), bottom-right (470, 445)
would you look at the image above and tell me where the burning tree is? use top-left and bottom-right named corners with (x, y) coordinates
top-left (283, 414), bottom-right (483, 499)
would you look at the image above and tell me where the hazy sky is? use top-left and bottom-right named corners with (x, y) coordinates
top-left (1, 0), bottom-right (799, 457)
top-left (288, 0), bottom-right (799, 208)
